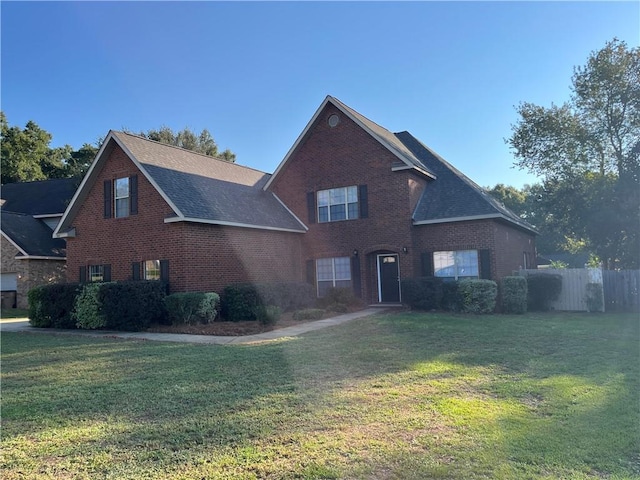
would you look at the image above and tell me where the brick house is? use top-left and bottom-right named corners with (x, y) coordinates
top-left (1, 178), bottom-right (77, 308)
top-left (55, 96), bottom-right (536, 305)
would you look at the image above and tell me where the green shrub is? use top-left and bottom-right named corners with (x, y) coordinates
top-left (165, 292), bottom-right (220, 325)
top-left (458, 279), bottom-right (498, 314)
top-left (254, 305), bottom-right (281, 326)
top-left (316, 287), bottom-right (361, 312)
top-left (292, 308), bottom-right (326, 321)
top-left (527, 273), bottom-right (562, 311)
top-left (221, 283), bottom-right (261, 321)
top-left (28, 283), bottom-right (81, 328)
top-left (99, 281), bottom-right (167, 331)
top-left (255, 282), bottom-right (315, 312)
top-left (73, 283), bottom-right (107, 329)
top-left (501, 276), bottom-right (528, 314)
top-left (401, 277), bottom-right (443, 310)
top-left (585, 283), bottom-right (604, 313)
top-left (441, 281), bottom-right (461, 312)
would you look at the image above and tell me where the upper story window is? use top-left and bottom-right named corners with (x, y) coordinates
top-left (434, 250), bottom-right (479, 280)
top-left (318, 186), bottom-right (358, 223)
top-left (104, 175), bottom-right (137, 219)
top-left (114, 177), bottom-right (130, 218)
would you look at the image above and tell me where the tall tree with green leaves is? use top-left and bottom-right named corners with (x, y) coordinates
top-left (136, 126), bottom-right (236, 162)
top-left (507, 39), bottom-right (640, 268)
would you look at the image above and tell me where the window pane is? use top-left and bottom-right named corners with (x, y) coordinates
top-left (89, 265), bottom-right (104, 282)
top-left (144, 260), bottom-right (161, 280)
top-left (317, 281), bottom-right (332, 298)
top-left (316, 258), bottom-right (333, 281)
top-left (334, 257), bottom-right (351, 280)
top-left (347, 202), bottom-right (359, 219)
top-left (115, 198), bottom-right (129, 218)
top-left (330, 188), bottom-right (345, 205)
top-left (330, 204), bottom-right (346, 221)
top-left (347, 186), bottom-right (358, 203)
top-left (434, 251), bottom-right (455, 278)
top-left (318, 206), bottom-right (329, 223)
top-left (456, 250), bottom-right (478, 277)
top-left (115, 177), bottom-right (129, 198)
top-left (335, 280), bottom-right (352, 290)
top-left (317, 190), bottom-right (329, 207)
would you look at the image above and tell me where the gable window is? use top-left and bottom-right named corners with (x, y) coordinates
top-left (114, 177), bottom-right (130, 218)
top-left (318, 186), bottom-right (358, 223)
top-left (434, 250), bottom-right (479, 280)
top-left (316, 257), bottom-right (351, 297)
top-left (144, 260), bottom-right (161, 280)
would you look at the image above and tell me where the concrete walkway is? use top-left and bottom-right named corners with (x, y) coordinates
top-left (0, 308), bottom-right (387, 345)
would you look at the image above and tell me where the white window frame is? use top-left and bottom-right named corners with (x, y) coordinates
top-left (89, 265), bottom-right (104, 283)
top-left (317, 186), bottom-right (358, 223)
top-left (316, 257), bottom-right (352, 297)
top-left (114, 177), bottom-right (130, 218)
top-left (144, 260), bottom-right (161, 280)
top-left (434, 250), bottom-right (479, 280)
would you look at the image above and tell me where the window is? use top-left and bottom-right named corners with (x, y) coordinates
top-left (434, 250), bottom-right (479, 280)
top-left (114, 177), bottom-right (130, 218)
top-left (144, 260), bottom-right (161, 280)
top-left (317, 186), bottom-right (358, 223)
top-left (89, 265), bottom-right (104, 282)
top-left (316, 257), bottom-right (351, 297)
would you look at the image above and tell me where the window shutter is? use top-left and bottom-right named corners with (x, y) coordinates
top-left (103, 180), bottom-right (112, 218)
top-left (479, 249), bottom-right (492, 280)
top-left (306, 260), bottom-right (315, 285)
top-left (129, 175), bottom-right (138, 215)
top-left (103, 264), bottom-right (112, 282)
top-left (132, 262), bottom-right (141, 281)
top-left (79, 266), bottom-right (87, 283)
top-left (160, 260), bottom-right (169, 282)
top-left (351, 256), bottom-right (362, 297)
top-left (359, 185), bottom-right (368, 219)
top-left (307, 192), bottom-right (316, 224)
top-left (421, 251), bottom-right (434, 277)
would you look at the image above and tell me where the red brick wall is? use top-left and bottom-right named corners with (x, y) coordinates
top-left (66, 144), bottom-right (303, 293)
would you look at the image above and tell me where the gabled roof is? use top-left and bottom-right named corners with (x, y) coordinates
top-left (264, 96), bottom-right (436, 190)
top-left (395, 132), bottom-right (537, 234)
top-left (0, 177), bottom-right (78, 216)
top-left (1, 211), bottom-right (66, 259)
top-left (55, 131), bottom-right (307, 237)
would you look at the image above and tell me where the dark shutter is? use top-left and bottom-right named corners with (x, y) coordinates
top-left (132, 262), bottom-right (141, 281)
top-left (306, 192), bottom-right (316, 224)
top-left (306, 259), bottom-right (315, 285)
top-left (160, 260), bottom-right (169, 282)
top-left (479, 249), bottom-right (492, 280)
top-left (358, 185), bottom-right (368, 219)
top-left (103, 264), bottom-right (112, 282)
top-left (103, 180), bottom-right (112, 218)
top-left (129, 175), bottom-right (138, 215)
top-left (421, 251), bottom-right (434, 277)
top-left (351, 255), bottom-right (362, 298)
top-left (79, 266), bottom-right (87, 283)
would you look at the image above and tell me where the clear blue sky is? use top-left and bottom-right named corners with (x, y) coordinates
top-left (2, 1), bottom-right (638, 188)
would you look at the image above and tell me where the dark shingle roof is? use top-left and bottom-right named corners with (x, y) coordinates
top-left (395, 131), bottom-right (536, 233)
top-left (1, 211), bottom-right (66, 257)
top-left (1, 178), bottom-right (79, 216)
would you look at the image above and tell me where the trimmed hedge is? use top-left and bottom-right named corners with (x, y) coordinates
top-left (221, 282), bottom-right (316, 321)
top-left (165, 292), bottom-right (220, 325)
top-left (28, 283), bottom-right (81, 328)
top-left (458, 279), bottom-right (498, 314)
top-left (441, 281), bottom-right (461, 312)
top-left (401, 277), bottom-right (443, 310)
top-left (73, 283), bottom-right (107, 329)
top-left (501, 276), bottom-right (528, 314)
top-left (527, 273), bottom-right (562, 311)
top-left (316, 287), bottom-right (362, 313)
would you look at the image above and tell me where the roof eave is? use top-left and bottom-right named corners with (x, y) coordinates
top-left (164, 216), bottom-right (307, 234)
top-left (413, 213), bottom-right (538, 234)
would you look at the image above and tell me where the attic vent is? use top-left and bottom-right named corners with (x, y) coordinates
top-left (328, 114), bottom-right (340, 128)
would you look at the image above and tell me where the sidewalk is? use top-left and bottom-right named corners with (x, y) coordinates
top-left (0, 308), bottom-right (386, 345)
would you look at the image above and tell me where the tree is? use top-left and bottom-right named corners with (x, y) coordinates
top-left (136, 126), bottom-right (236, 162)
top-left (507, 39), bottom-right (640, 268)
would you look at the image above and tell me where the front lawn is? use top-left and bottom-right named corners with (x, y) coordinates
top-left (2, 312), bottom-right (638, 479)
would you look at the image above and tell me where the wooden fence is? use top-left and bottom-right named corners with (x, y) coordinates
top-left (520, 268), bottom-right (604, 312)
top-left (602, 270), bottom-right (640, 313)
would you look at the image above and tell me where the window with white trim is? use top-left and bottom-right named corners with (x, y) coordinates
top-left (434, 250), bottom-right (479, 280)
top-left (144, 260), bottom-right (161, 280)
top-left (89, 265), bottom-right (104, 282)
top-left (114, 177), bottom-right (130, 218)
top-left (317, 186), bottom-right (358, 223)
top-left (316, 257), bottom-right (351, 297)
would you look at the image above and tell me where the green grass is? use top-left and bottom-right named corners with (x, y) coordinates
top-left (2, 312), bottom-right (639, 479)
top-left (1, 308), bottom-right (29, 319)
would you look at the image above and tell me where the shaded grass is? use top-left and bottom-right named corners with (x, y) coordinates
top-left (1, 308), bottom-right (29, 319)
top-left (1, 312), bottom-right (639, 479)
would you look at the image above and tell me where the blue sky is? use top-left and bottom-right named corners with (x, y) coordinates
top-left (2, 1), bottom-right (638, 188)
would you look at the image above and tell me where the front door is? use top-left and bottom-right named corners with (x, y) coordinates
top-left (378, 254), bottom-right (400, 303)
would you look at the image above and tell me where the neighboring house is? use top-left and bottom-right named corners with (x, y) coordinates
top-left (1, 178), bottom-right (78, 308)
top-left (55, 96), bottom-right (537, 305)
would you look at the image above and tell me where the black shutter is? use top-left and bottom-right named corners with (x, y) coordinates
top-left (129, 175), bottom-right (138, 215)
top-left (359, 185), bottom-right (368, 219)
top-left (421, 251), bottom-right (434, 277)
top-left (351, 255), bottom-right (362, 297)
top-left (103, 264), bottom-right (112, 282)
top-left (104, 180), bottom-right (112, 218)
top-left (132, 262), bottom-right (141, 281)
top-left (307, 192), bottom-right (316, 224)
top-left (479, 249), bottom-right (492, 280)
top-left (306, 259), bottom-right (315, 285)
top-left (79, 266), bottom-right (87, 283)
top-left (160, 260), bottom-right (169, 282)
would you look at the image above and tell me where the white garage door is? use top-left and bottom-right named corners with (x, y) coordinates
top-left (1, 273), bottom-right (18, 291)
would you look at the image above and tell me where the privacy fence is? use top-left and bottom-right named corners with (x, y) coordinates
top-left (519, 268), bottom-right (639, 313)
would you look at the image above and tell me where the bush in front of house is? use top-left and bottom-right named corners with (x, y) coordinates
top-left (458, 279), bottom-right (498, 314)
top-left (255, 282), bottom-right (316, 312)
top-left (401, 277), bottom-right (444, 310)
top-left (221, 283), bottom-right (262, 321)
top-left (585, 283), bottom-right (604, 313)
top-left (527, 273), bottom-right (562, 311)
top-left (254, 305), bottom-right (282, 326)
top-left (73, 283), bottom-right (107, 329)
top-left (501, 276), bottom-right (528, 314)
top-left (28, 283), bottom-right (81, 328)
top-left (441, 281), bottom-right (461, 312)
top-left (165, 292), bottom-right (220, 325)
top-left (292, 308), bottom-right (326, 321)
top-left (316, 287), bottom-right (362, 313)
